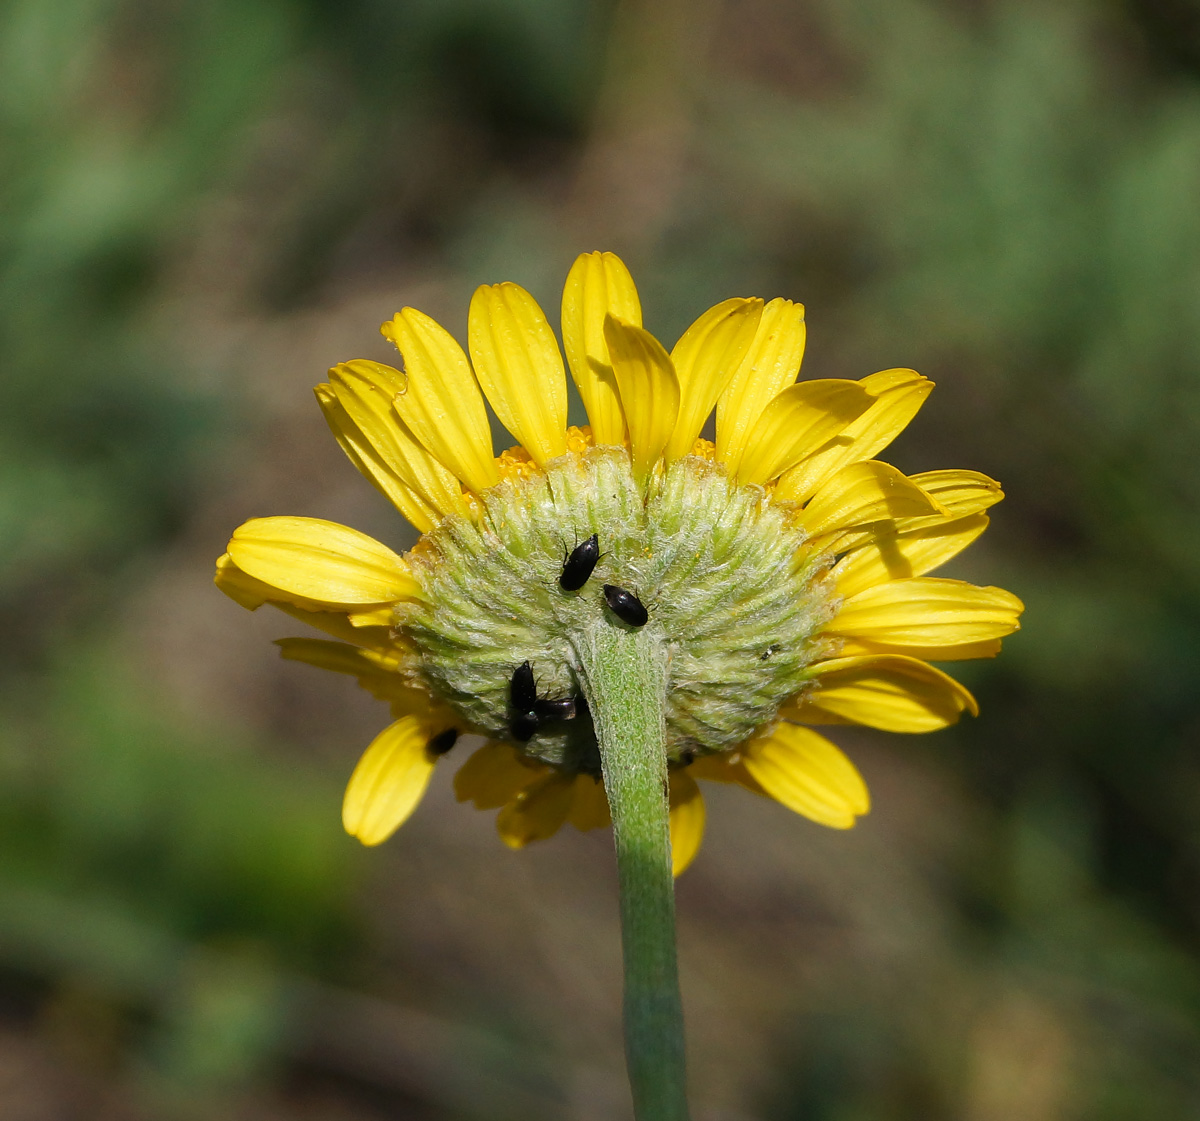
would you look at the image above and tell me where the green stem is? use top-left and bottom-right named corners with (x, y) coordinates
top-left (572, 622), bottom-right (689, 1121)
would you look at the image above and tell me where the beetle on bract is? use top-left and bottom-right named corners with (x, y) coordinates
top-left (602, 584), bottom-right (649, 627)
top-left (559, 533), bottom-right (600, 591)
top-left (511, 711), bottom-right (539, 742)
top-left (535, 696), bottom-right (576, 721)
top-left (510, 661), bottom-right (537, 714)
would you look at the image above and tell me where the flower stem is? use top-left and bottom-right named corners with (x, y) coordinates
top-left (573, 622), bottom-right (689, 1121)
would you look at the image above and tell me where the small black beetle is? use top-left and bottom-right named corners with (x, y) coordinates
top-left (427, 728), bottom-right (459, 755)
top-left (602, 584), bottom-right (649, 627)
top-left (535, 696), bottom-right (576, 721)
top-left (510, 661), bottom-right (537, 713)
top-left (511, 711), bottom-right (539, 742)
top-left (559, 533), bottom-right (600, 591)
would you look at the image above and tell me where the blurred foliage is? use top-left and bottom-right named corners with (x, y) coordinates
top-left (2, 0), bottom-right (1200, 1116)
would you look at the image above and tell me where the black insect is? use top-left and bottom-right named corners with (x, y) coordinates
top-left (427, 728), bottom-right (459, 755)
top-left (535, 696), bottom-right (576, 721)
top-left (511, 711), bottom-right (539, 742)
top-left (559, 533), bottom-right (600, 591)
top-left (602, 584), bottom-right (649, 627)
top-left (510, 661), bottom-right (537, 714)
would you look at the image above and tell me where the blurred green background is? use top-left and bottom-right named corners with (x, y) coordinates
top-left (3, 0), bottom-right (1200, 1116)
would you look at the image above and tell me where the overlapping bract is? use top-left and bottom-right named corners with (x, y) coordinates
top-left (216, 251), bottom-right (1023, 874)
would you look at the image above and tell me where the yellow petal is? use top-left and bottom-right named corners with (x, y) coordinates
top-left (742, 724), bottom-right (869, 828)
top-left (216, 555), bottom-right (402, 655)
top-left (315, 383), bottom-right (440, 533)
top-left (775, 369), bottom-right (932, 503)
top-left (454, 740), bottom-right (544, 809)
top-left (495, 772), bottom-right (575, 849)
top-left (227, 516), bottom-right (421, 607)
top-left (737, 379), bottom-right (875, 486)
top-left (715, 298), bottom-right (806, 475)
top-left (819, 466), bottom-right (1001, 557)
top-left (568, 774), bottom-right (612, 831)
top-left (665, 298), bottom-right (764, 461)
top-left (909, 469), bottom-right (1003, 518)
top-left (216, 551), bottom-right (371, 617)
top-left (687, 751), bottom-right (767, 796)
top-left (832, 513), bottom-right (990, 598)
top-left (787, 654), bottom-right (978, 733)
top-left (799, 461), bottom-right (945, 539)
top-left (274, 636), bottom-right (403, 676)
top-left (828, 577), bottom-right (1024, 652)
top-left (346, 604), bottom-right (395, 627)
top-left (381, 308), bottom-right (499, 494)
top-left (604, 315), bottom-right (681, 479)
top-left (561, 251), bottom-right (641, 445)
top-left (326, 362), bottom-right (468, 520)
top-left (342, 715), bottom-right (442, 845)
top-left (274, 637), bottom-right (431, 714)
top-left (215, 552), bottom-right (280, 611)
top-left (468, 283), bottom-right (567, 466)
top-left (668, 770), bottom-right (706, 876)
top-left (836, 637), bottom-right (1005, 662)
top-left (274, 601), bottom-right (397, 653)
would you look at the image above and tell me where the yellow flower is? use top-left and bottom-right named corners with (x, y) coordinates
top-left (216, 252), bottom-right (1022, 875)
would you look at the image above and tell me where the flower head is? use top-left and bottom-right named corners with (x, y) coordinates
top-left (217, 252), bottom-right (1022, 874)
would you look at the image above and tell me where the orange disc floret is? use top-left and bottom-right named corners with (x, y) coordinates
top-left (565, 425), bottom-right (595, 455)
top-left (496, 444), bottom-right (541, 483)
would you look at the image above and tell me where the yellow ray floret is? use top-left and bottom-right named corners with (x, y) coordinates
top-left (321, 361), bottom-right (468, 528)
top-left (715, 297), bottom-right (806, 475)
top-left (343, 714), bottom-right (447, 845)
top-left (798, 461), bottom-right (946, 539)
top-left (665, 297), bottom-right (764, 462)
top-left (227, 516), bottom-right (421, 607)
top-left (273, 638), bottom-right (435, 718)
top-left (776, 368), bottom-right (933, 503)
top-left (736, 379), bottom-right (875, 486)
top-left (668, 770), bottom-right (706, 876)
top-left (274, 636), bottom-right (403, 676)
top-left (838, 637), bottom-right (1006, 662)
top-left (831, 513), bottom-right (990, 598)
top-left (381, 307), bottom-right (499, 495)
top-left (821, 467), bottom-right (1002, 557)
top-left (274, 600), bottom-right (395, 652)
top-left (908, 469), bottom-right (1003, 519)
top-left (604, 315), bottom-right (681, 479)
top-left (215, 558), bottom-right (399, 652)
top-left (496, 772), bottom-right (576, 848)
top-left (827, 577), bottom-right (1024, 655)
top-left (468, 282), bottom-right (568, 466)
top-left (740, 724), bottom-right (870, 829)
top-left (216, 552), bottom-right (315, 612)
top-left (561, 251), bottom-right (641, 446)
top-left (688, 751), bottom-right (768, 796)
top-left (315, 383), bottom-right (441, 533)
top-left (788, 654), bottom-right (978, 733)
top-left (568, 775), bottom-right (613, 831)
top-left (454, 740), bottom-right (545, 810)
